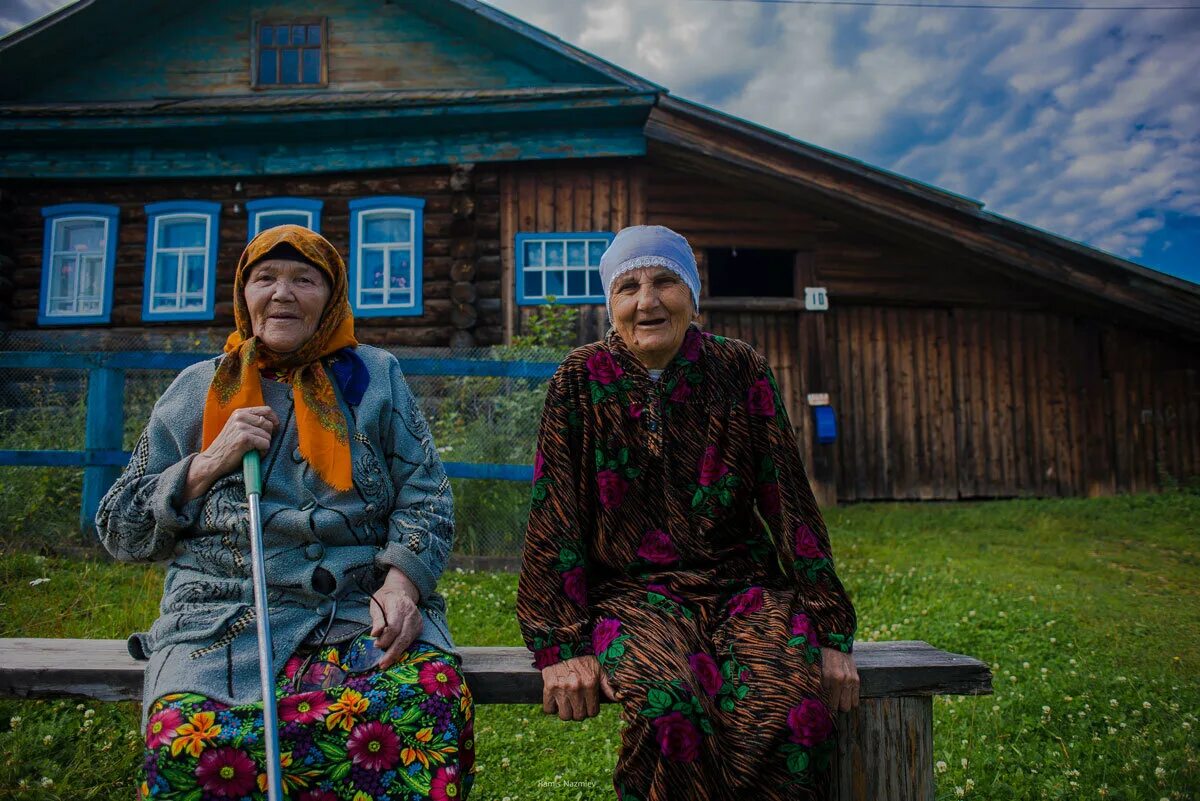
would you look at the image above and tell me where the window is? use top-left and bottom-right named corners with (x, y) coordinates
top-left (516, 232), bottom-right (613, 305)
top-left (348, 197), bottom-right (424, 317)
top-left (246, 198), bottom-right (324, 240)
top-left (142, 201), bottom-right (220, 321)
top-left (254, 20), bottom-right (326, 87)
top-left (706, 248), bottom-right (795, 298)
top-left (38, 204), bottom-right (119, 325)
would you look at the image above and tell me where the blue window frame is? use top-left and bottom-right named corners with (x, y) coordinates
top-left (246, 198), bottom-right (324, 240)
top-left (38, 204), bottom-right (119, 326)
top-left (348, 197), bottom-right (424, 317)
top-left (516, 232), bottom-right (614, 305)
top-left (142, 201), bottom-right (221, 321)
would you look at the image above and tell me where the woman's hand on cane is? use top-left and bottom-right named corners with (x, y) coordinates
top-left (183, 406), bottom-right (280, 501)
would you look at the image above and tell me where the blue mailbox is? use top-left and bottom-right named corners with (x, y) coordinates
top-left (813, 405), bottom-right (837, 444)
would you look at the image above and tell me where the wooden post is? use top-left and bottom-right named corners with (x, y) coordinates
top-left (831, 697), bottom-right (934, 801)
top-left (795, 252), bottom-right (838, 508)
top-left (81, 365), bottom-right (125, 533)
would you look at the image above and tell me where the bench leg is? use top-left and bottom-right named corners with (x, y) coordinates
top-left (829, 696), bottom-right (934, 801)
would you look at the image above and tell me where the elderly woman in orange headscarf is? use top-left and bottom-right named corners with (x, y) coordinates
top-left (97, 225), bottom-right (474, 801)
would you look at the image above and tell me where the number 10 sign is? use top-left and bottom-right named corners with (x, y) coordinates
top-left (804, 287), bottom-right (829, 311)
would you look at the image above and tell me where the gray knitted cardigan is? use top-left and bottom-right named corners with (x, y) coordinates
top-left (95, 344), bottom-right (457, 718)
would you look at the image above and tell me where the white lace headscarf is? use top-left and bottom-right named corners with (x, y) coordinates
top-left (599, 225), bottom-right (701, 322)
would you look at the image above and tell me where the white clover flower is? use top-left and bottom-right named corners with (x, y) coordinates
top-left (1023, 662), bottom-right (1031, 669)
top-left (83, 708), bottom-right (95, 719)
top-left (1143, 701), bottom-right (1151, 709)
top-left (1042, 706), bottom-right (1052, 714)
top-left (42, 735), bottom-right (52, 745)
top-left (961, 758), bottom-right (969, 769)
top-left (8, 716), bottom-right (20, 728)
top-left (39, 778), bottom-right (53, 788)
top-left (936, 760), bottom-right (948, 773)
top-left (955, 787), bottom-right (965, 798)
top-left (1154, 767), bottom-right (1165, 778)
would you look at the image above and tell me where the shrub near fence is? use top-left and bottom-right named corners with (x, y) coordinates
top-left (0, 305), bottom-right (581, 557)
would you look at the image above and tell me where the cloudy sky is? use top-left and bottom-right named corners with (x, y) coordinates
top-left (3, 0), bottom-right (1198, 284)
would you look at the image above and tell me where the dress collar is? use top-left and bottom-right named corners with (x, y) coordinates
top-left (604, 323), bottom-right (706, 387)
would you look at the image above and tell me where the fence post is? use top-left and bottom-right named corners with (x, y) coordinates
top-left (81, 365), bottom-right (125, 534)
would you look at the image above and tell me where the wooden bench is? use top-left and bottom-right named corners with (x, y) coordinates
top-left (0, 638), bottom-right (991, 801)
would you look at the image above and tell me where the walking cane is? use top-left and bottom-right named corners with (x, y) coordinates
top-left (244, 450), bottom-right (284, 801)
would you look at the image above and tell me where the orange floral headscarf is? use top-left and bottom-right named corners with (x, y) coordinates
top-left (202, 224), bottom-right (358, 492)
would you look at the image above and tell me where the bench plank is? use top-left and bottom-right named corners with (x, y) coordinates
top-left (0, 638), bottom-right (990, 704)
top-left (0, 638), bottom-right (991, 801)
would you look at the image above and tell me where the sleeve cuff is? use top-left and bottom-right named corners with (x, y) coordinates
top-left (818, 630), bottom-right (855, 654)
top-left (530, 637), bottom-right (593, 671)
top-left (376, 541), bottom-right (439, 602)
top-left (151, 454), bottom-right (205, 533)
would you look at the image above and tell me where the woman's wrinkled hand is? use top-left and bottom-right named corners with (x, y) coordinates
top-left (369, 567), bottom-right (423, 670)
top-left (820, 648), bottom-right (860, 712)
top-left (540, 655), bottom-right (616, 721)
top-left (183, 406), bottom-right (280, 501)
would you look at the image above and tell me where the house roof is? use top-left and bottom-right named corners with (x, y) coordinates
top-left (647, 94), bottom-right (1200, 339)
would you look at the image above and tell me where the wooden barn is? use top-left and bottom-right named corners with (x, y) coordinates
top-left (1, 0), bottom-right (1198, 505)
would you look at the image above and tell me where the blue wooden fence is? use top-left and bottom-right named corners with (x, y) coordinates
top-left (0, 351), bottom-right (558, 531)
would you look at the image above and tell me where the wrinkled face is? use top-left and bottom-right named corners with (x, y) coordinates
top-left (609, 265), bottom-right (697, 369)
top-left (244, 258), bottom-right (331, 353)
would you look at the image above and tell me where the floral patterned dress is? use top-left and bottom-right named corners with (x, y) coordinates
top-left (140, 640), bottom-right (475, 801)
top-left (517, 325), bottom-right (857, 801)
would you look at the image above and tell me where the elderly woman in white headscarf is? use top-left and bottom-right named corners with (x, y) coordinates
top-left (516, 225), bottom-right (859, 800)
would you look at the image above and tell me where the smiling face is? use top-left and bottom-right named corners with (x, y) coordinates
top-left (243, 258), bottom-right (331, 353)
top-left (609, 265), bottom-right (698, 369)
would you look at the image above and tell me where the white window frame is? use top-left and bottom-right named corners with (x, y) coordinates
top-left (246, 197), bottom-right (324, 240)
top-left (348, 197), bottom-right (424, 317)
top-left (142, 201), bottom-right (220, 321)
top-left (515, 232), bottom-right (614, 305)
top-left (38, 204), bottom-right (119, 326)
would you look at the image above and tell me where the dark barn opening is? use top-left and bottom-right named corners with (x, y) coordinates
top-left (706, 248), bottom-right (795, 297)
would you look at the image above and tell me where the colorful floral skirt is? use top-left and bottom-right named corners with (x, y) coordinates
top-left (140, 640), bottom-right (475, 801)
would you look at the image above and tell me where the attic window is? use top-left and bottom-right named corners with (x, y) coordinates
top-left (254, 20), bottom-right (327, 87)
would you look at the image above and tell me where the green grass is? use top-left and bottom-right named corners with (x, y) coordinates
top-left (1, 493), bottom-right (1197, 800)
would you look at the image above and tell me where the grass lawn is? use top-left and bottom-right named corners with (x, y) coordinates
top-left (0, 492), bottom-right (1197, 800)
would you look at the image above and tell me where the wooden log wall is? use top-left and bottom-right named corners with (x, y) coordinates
top-left (500, 158), bottom-right (645, 344)
top-left (2, 166), bottom-right (504, 346)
